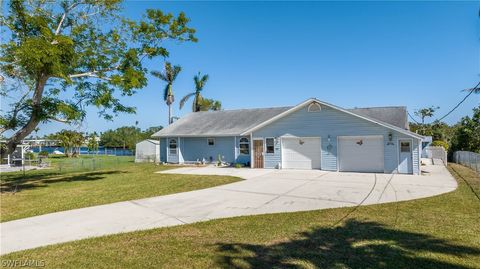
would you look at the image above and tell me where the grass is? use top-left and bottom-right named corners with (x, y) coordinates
top-left (0, 156), bottom-right (241, 222)
top-left (1, 163), bottom-right (479, 268)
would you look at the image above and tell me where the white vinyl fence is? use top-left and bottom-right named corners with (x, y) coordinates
top-left (453, 151), bottom-right (480, 173)
top-left (425, 146), bottom-right (448, 165)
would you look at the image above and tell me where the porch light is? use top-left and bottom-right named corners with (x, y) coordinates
top-left (388, 133), bottom-right (393, 141)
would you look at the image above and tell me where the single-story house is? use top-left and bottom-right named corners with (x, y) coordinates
top-left (152, 98), bottom-right (423, 174)
top-left (135, 139), bottom-right (160, 163)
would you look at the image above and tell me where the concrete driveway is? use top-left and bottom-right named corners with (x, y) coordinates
top-left (0, 164), bottom-right (456, 255)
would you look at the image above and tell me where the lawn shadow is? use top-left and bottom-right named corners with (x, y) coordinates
top-left (0, 170), bottom-right (127, 193)
top-left (215, 219), bottom-right (479, 269)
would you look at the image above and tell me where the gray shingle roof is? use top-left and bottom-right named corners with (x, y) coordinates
top-left (152, 104), bottom-right (409, 137)
top-left (347, 107), bottom-right (409, 130)
top-left (152, 107), bottom-right (291, 137)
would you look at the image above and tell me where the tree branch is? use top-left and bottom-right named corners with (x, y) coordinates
top-left (50, 117), bottom-right (71, 123)
top-left (54, 1), bottom-right (84, 36)
top-left (68, 68), bottom-right (117, 80)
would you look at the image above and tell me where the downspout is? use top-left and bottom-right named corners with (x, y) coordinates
top-left (250, 133), bottom-right (254, 168)
top-left (234, 136), bottom-right (237, 163)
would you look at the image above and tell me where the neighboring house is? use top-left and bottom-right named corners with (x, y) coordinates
top-left (135, 139), bottom-right (160, 163)
top-left (152, 98), bottom-right (423, 174)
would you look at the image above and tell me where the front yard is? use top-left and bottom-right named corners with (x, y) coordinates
top-left (1, 163), bottom-right (479, 268)
top-left (0, 156), bottom-right (241, 222)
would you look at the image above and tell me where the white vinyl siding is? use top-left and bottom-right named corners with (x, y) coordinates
top-left (253, 105), bottom-right (420, 174)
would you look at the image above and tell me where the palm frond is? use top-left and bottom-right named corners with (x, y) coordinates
top-left (192, 94), bottom-right (197, 112)
top-left (151, 70), bottom-right (168, 82)
top-left (201, 74), bottom-right (209, 84)
top-left (164, 62), bottom-right (173, 82)
top-left (212, 100), bottom-right (221, 110)
top-left (194, 72), bottom-right (209, 92)
top-left (179, 92), bottom-right (195, 109)
top-left (172, 65), bottom-right (182, 81)
top-left (464, 87), bottom-right (480, 94)
top-left (194, 73), bottom-right (200, 91)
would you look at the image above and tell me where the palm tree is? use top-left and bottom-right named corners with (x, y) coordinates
top-left (180, 72), bottom-right (209, 112)
top-left (198, 98), bottom-right (222, 111)
top-left (151, 62), bottom-right (182, 124)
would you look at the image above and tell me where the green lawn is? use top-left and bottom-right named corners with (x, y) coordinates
top-left (0, 156), bottom-right (241, 222)
top-left (2, 163), bottom-right (479, 268)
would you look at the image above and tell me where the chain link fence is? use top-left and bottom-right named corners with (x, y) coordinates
top-left (53, 156), bottom-right (134, 173)
top-left (453, 151), bottom-right (480, 173)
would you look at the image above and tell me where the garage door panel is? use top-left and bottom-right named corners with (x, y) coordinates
top-left (338, 136), bottom-right (384, 173)
top-left (282, 137), bottom-right (321, 169)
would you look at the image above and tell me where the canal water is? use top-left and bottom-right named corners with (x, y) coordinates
top-left (31, 146), bottom-right (134, 156)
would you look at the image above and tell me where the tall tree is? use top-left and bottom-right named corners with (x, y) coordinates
top-left (414, 106), bottom-right (439, 125)
top-left (87, 133), bottom-right (99, 154)
top-left (450, 106), bottom-right (480, 153)
top-left (100, 126), bottom-right (140, 150)
top-left (198, 98), bottom-right (222, 111)
top-left (179, 72), bottom-right (210, 112)
top-left (0, 0), bottom-right (196, 157)
top-left (142, 126), bottom-right (163, 139)
top-left (51, 130), bottom-right (84, 157)
top-left (151, 62), bottom-right (182, 125)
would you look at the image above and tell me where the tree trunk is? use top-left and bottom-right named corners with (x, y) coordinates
top-left (168, 104), bottom-right (172, 125)
top-left (1, 76), bottom-right (47, 159)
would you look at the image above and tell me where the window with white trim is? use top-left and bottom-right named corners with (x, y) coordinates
top-left (239, 137), bottom-right (250, 155)
top-left (207, 138), bottom-right (215, 146)
top-left (266, 138), bottom-right (275, 153)
top-left (308, 103), bottom-right (321, 112)
top-left (169, 139), bottom-right (177, 155)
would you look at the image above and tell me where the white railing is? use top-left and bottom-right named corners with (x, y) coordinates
top-left (453, 151), bottom-right (480, 173)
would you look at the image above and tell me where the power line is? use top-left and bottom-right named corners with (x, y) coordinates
top-left (435, 81), bottom-right (480, 122)
top-left (407, 111), bottom-right (421, 124)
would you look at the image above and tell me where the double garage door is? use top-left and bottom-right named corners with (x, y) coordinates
top-left (281, 135), bottom-right (384, 172)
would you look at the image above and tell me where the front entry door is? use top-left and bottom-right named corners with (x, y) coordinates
top-left (398, 140), bottom-right (413, 174)
top-left (253, 140), bottom-right (264, 168)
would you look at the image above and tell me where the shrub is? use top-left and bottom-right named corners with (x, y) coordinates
top-left (38, 151), bottom-right (49, 157)
top-left (25, 152), bottom-right (35, 160)
top-left (234, 163), bottom-right (243, 168)
top-left (431, 140), bottom-right (449, 151)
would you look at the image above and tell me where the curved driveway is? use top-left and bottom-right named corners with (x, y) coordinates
top-left (0, 164), bottom-right (456, 255)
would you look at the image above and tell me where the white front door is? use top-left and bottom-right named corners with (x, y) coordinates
top-left (398, 140), bottom-right (413, 174)
top-left (338, 136), bottom-right (384, 173)
top-left (282, 137), bottom-right (321, 169)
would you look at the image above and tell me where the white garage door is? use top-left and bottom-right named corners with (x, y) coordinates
top-left (338, 136), bottom-right (384, 173)
top-left (282, 137), bottom-right (321, 169)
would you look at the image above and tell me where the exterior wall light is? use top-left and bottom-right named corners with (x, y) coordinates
top-left (387, 133), bottom-right (394, 145)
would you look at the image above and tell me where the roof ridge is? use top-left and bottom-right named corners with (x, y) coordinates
top-left (189, 106), bottom-right (293, 113)
top-left (349, 106), bottom-right (406, 109)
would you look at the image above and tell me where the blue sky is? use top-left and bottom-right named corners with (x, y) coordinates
top-left (17, 1), bottom-right (480, 135)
